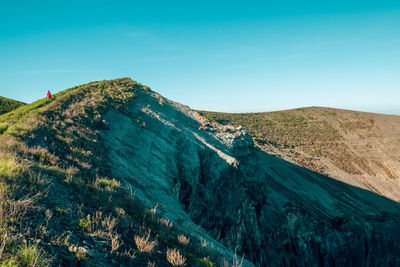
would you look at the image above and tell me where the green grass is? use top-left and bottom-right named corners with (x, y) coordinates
top-left (16, 243), bottom-right (51, 267)
top-left (78, 215), bottom-right (93, 232)
top-left (0, 97), bottom-right (25, 116)
top-left (1, 259), bottom-right (18, 267)
top-left (0, 122), bottom-right (9, 134)
top-left (0, 154), bottom-right (21, 179)
top-left (0, 77), bottom-right (138, 136)
top-left (198, 257), bottom-right (216, 267)
top-left (0, 97), bottom-right (47, 125)
top-left (54, 207), bottom-right (68, 215)
top-left (95, 177), bottom-right (121, 192)
top-left (322, 110), bottom-right (337, 117)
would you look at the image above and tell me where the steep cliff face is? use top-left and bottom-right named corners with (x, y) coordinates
top-left (101, 88), bottom-right (400, 266)
top-left (100, 90), bottom-right (255, 265)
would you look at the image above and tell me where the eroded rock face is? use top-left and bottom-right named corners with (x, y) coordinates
top-left (101, 89), bottom-right (400, 266)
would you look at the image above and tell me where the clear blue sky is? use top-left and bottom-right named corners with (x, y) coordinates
top-left (1, 1), bottom-right (400, 114)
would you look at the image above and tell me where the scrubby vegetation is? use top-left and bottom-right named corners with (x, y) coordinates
top-left (198, 107), bottom-right (379, 175)
top-left (0, 97), bottom-right (25, 116)
top-left (0, 78), bottom-right (219, 266)
top-left (166, 248), bottom-right (186, 266)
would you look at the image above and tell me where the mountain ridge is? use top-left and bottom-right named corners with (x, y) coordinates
top-left (0, 78), bottom-right (232, 266)
top-left (1, 78), bottom-right (400, 266)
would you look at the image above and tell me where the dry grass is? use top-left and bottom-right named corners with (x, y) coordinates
top-left (110, 233), bottom-right (123, 253)
top-left (166, 248), bottom-right (186, 266)
top-left (223, 247), bottom-right (244, 267)
top-left (123, 249), bottom-right (136, 260)
top-left (27, 171), bottom-right (51, 186)
top-left (50, 232), bottom-right (71, 247)
top-left (0, 150), bottom-right (49, 263)
top-left (0, 190), bottom-right (40, 229)
top-left (177, 234), bottom-right (190, 245)
top-left (134, 231), bottom-right (157, 253)
top-left (77, 211), bottom-right (123, 253)
top-left (158, 217), bottom-right (172, 228)
top-left (45, 209), bottom-right (53, 226)
top-left (149, 204), bottom-right (158, 215)
top-left (156, 94), bottom-right (166, 105)
top-left (200, 238), bottom-right (208, 248)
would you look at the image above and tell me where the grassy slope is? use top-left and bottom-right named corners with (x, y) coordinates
top-left (198, 107), bottom-right (390, 176)
top-left (0, 96), bottom-right (25, 116)
top-left (0, 78), bottom-right (216, 266)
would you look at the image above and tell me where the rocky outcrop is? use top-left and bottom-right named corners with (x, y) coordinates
top-left (100, 88), bottom-right (400, 266)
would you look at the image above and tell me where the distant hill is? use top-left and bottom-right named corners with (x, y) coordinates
top-left (199, 107), bottom-right (400, 201)
top-left (0, 96), bottom-right (25, 115)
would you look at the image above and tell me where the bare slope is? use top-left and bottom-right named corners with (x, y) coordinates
top-left (199, 107), bottom-right (400, 201)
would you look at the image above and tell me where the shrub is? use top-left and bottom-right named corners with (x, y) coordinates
top-left (0, 123), bottom-right (8, 134)
top-left (95, 177), bottom-right (121, 192)
top-left (223, 247), bottom-right (243, 267)
top-left (0, 154), bottom-right (20, 179)
top-left (1, 259), bottom-right (18, 267)
top-left (54, 207), bottom-right (67, 215)
top-left (134, 232), bottom-right (157, 253)
top-left (78, 215), bottom-right (93, 232)
top-left (166, 248), bottom-right (186, 266)
top-left (16, 243), bottom-right (51, 267)
top-left (177, 234), bottom-right (190, 245)
top-left (158, 217), bottom-right (172, 228)
top-left (198, 257), bottom-right (215, 267)
top-left (50, 232), bottom-right (71, 247)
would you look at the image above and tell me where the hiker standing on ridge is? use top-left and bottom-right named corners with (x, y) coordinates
top-left (46, 90), bottom-right (52, 102)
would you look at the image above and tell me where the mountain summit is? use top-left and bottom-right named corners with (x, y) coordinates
top-left (1, 78), bottom-right (400, 266)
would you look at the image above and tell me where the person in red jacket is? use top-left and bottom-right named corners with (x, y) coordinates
top-left (46, 90), bottom-right (52, 102)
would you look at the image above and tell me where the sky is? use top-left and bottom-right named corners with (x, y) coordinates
top-left (1, 0), bottom-right (400, 114)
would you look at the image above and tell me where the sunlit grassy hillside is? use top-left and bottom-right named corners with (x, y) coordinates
top-left (0, 78), bottom-right (218, 266)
